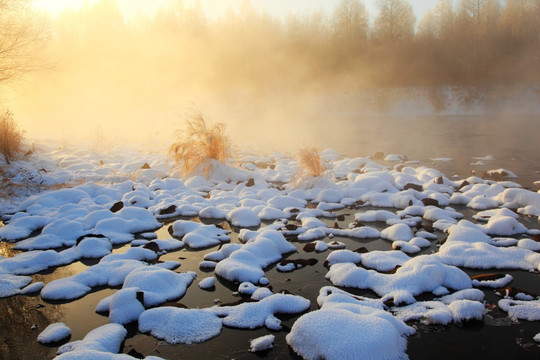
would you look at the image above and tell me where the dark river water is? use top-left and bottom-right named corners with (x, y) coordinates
top-left (315, 114), bottom-right (540, 188)
top-left (1, 114), bottom-right (539, 359)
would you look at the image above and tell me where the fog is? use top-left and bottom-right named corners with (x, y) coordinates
top-left (3, 0), bottom-right (540, 153)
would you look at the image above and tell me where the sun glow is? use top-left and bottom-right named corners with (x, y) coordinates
top-left (32, 0), bottom-right (89, 16)
top-left (32, 0), bottom-right (170, 18)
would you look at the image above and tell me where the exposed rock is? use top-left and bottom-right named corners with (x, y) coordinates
top-left (109, 201), bottom-right (124, 213)
top-left (404, 183), bottom-right (423, 192)
top-left (158, 205), bottom-right (177, 215)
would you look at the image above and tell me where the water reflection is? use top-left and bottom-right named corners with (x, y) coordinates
top-left (312, 114), bottom-right (540, 187)
top-left (0, 294), bottom-right (60, 359)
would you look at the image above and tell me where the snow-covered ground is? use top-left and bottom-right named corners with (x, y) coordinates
top-left (1, 140), bottom-right (540, 359)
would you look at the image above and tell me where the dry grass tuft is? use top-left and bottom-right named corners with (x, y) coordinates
top-left (169, 112), bottom-right (231, 177)
top-left (297, 147), bottom-right (325, 178)
top-left (0, 110), bottom-right (24, 164)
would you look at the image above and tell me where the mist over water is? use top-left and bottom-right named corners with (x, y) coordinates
top-left (2, 0), bottom-right (540, 158)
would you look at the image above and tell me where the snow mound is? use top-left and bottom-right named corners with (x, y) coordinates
top-left (215, 230), bottom-right (295, 283)
top-left (227, 207), bottom-right (261, 228)
top-left (327, 255), bottom-right (471, 298)
top-left (171, 220), bottom-right (230, 249)
top-left (122, 267), bottom-right (196, 307)
top-left (57, 323), bottom-right (126, 355)
top-left (287, 303), bottom-right (413, 360)
top-left (249, 334), bottom-right (275, 352)
top-left (37, 322), bottom-right (71, 344)
top-left (138, 307), bottom-right (222, 344)
top-left (216, 293), bottom-right (310, 329)
top-left (0, 274), bottom-right (33, 298)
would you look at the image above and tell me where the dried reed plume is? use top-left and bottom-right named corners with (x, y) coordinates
top-left (0, 110), bottom-right (24, 164)
top-left (169, 112), bottom-right (230, 177)
top-left (296, 147), bottom-right (325, 178)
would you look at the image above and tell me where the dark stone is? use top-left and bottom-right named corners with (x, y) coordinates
top-left (457, 180), bottom-right (470, 192)
top-left (435, 176), bottom-right (444, 184)
top-left (422, 223), bottom-right (434, 233)
top-left (532, 234), bottom-right (540, 242)
top-left (289, 208), bottom-right (300, 214)
top-left (245, 178), bottom-right (256, 187)
top-left (351, 221), bottom-right (364, 228)
top-left (404, 183), bottom-right (423, 192)
top-left (167, 225), bottom-right (174, 236)
top-left (422, 198), bottom-right (439, 207)
top-left (158, 204), bottom-right (177, 215)
top-left (143, 241), bottom-right (160, 253)
top-left (303, 243), bottom-right (316, 252)
top-left (285, 224), bottom-right (298, 231)
top-left (126, 349), bottom-right (144, 359)
top-left (109, 201), bottom-right (124, 213)
top-left (141, 163), bottom-right (151, 169)
top-left (332, 221), bottom-right (340, 229)
top-left (75, 233), bottom-right (108, 245)
top-left (353, 246), bottom-right (369, 253)
top-left (136, 291), bottom-right (145, 305)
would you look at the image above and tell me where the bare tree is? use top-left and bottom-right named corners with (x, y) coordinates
top-left (418, 0), bottom-right (454, 39)
top-left (458, 0), bottom-right (501, 32)
top-left (500, 0), bottom-right (537, 55)
top-left (332, 0), bottom-right (369, 43)
top-left (373, 0), bottom-right (416, 42)
top-left (0, 0), bottom-right (43, 83)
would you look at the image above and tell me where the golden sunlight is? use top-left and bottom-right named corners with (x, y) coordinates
top-left (32, 0), bottom-right (89, 16)
top-left (32, 0), bottom-right (169, 18)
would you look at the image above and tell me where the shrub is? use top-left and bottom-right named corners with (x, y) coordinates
top-left (296, 147), bottom-right (325, 178)
top-left (169, 112), bottom-right (230, 177)
top-left (0, 110), bottom-right (24, 164)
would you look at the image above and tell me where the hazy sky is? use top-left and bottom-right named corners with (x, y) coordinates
top-left (34, 0), bottom-right (440, 21)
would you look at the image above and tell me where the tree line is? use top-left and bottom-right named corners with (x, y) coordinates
top-left (4, 0), bottom-right (540, 98)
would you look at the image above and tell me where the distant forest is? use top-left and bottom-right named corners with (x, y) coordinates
top-left (36, 0), bottom-right (540, 94)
